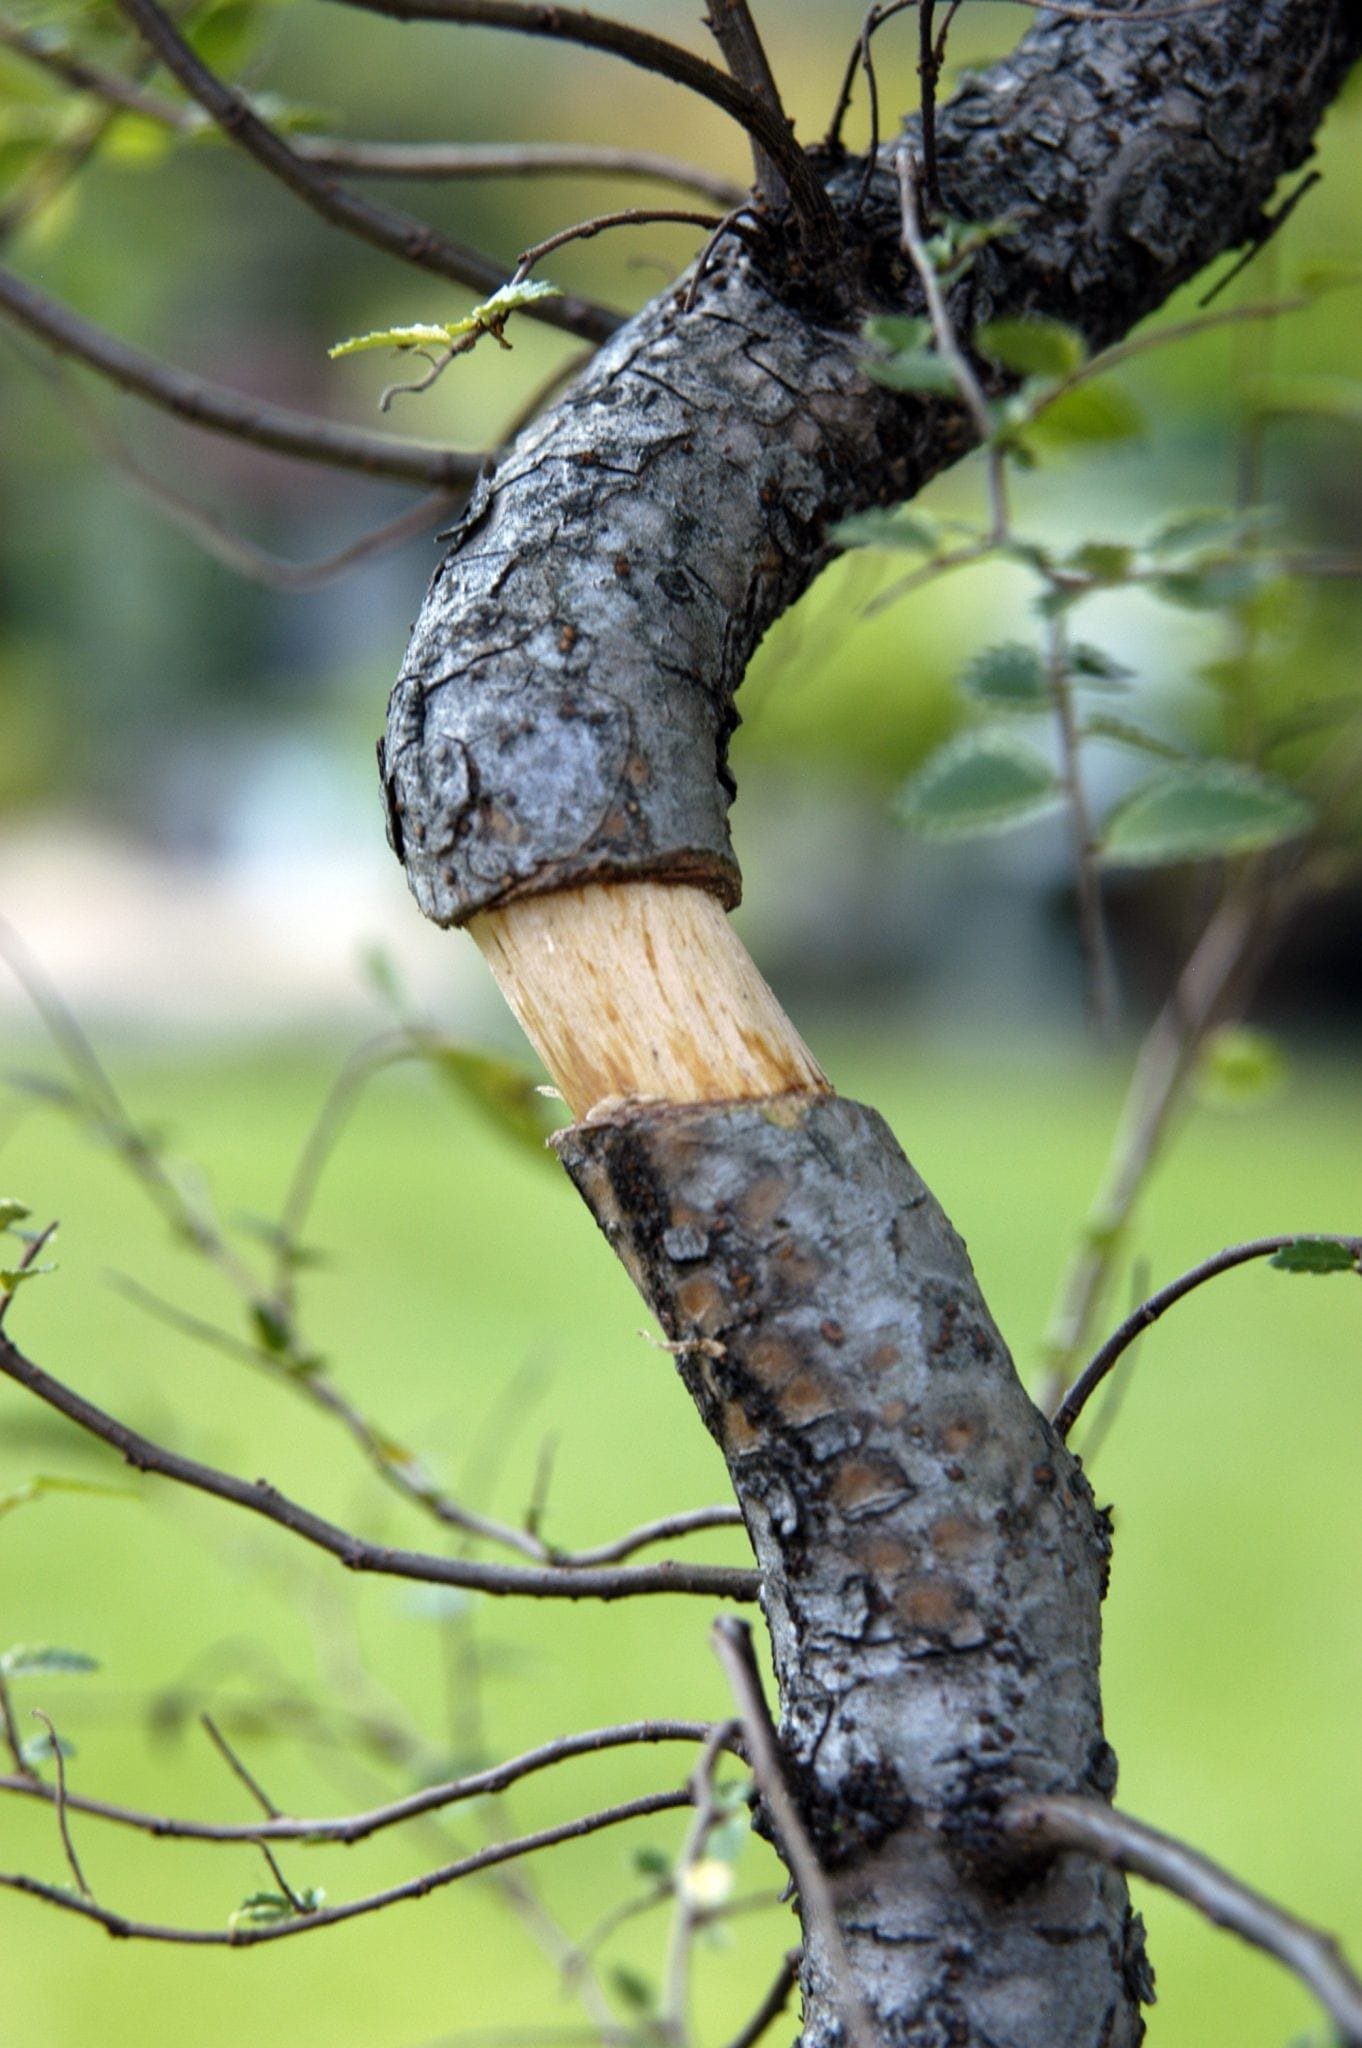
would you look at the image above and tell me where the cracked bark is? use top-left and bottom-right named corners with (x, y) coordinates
top-left (377, 4), bottom-right (1362, 2042)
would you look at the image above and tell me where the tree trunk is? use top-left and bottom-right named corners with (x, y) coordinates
top-left (377, 5), bottom-right (1362, 2041)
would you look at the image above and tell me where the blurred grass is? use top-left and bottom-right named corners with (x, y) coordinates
top-left (0, 1023), bottom-right (1358, 2048)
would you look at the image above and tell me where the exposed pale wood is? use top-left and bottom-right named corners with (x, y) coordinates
top-left (470, 882), bottom-right (829, 1121)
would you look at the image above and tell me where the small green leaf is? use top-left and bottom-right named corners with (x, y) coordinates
top-left (1069, 643), bottom-right (1134, 688)
top-left (630, 1845), bottom-right (672, 1882)
top-left (865, 351), bottom-right (959, 397)
top-left (0, 1263), bottom-right (54, 1290)
top-left (330, 280), bottom-right (562, 361)
top-left (0, 1645), bottom-right (100, 1677)
top-left (1152, 562), bottom-right (1259, 612)
top-left (831, 509), bottom-right (939, 553)
top-left (1147, 508), bottom-right (1272, 558)
top-left (706, 1810), bottom-right (750, 1865)
top-left (864, 314), bottom-right (931, 354)
top-left (610, 1965), bottom-right (658, 2014)
top-left (1067, 541), bottom-right (1135, 584)
top-left (21, 1728), bottom-right (75, 1765)
top-left (1030, 381), bottom-right (1145, 448)
top-left (1196, 1025), bottom-right (1288, 1109)
top-left (959, 642), bottom-right (1048, 711)
top-left (976, 316), bottom-right (1086, 379)
top-left (228, 1891), bottom-right (295, 1930)
top-left (329, 323), bottom-right (463, 361)
top-left (425, 1043), bottom-right (557, 1157)
top-left (1100, 765), bottom-right (1313, 867)
top-left (1269, 1239), bottom-right (1358, 1275)
top-left (1079, 713), bottom-right (1192, 764)
top-left (895, 731), bottom-right (1061, 839)
top-left (249, 1301), bottom-right (294, 1355)
top-left (0, 1198), bottom-right (31, 1232)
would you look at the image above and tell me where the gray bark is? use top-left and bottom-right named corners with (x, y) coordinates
top-left (558, 1097), bottom-right (1148, 2048)
top-left (375, 4), bottom-right (1362, 2042)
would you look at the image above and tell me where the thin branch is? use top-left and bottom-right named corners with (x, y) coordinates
top-left (1001, 1793), bottom-right (1362, 2048)
top-left (512, 208), bottom-right (724, 283)
top-left (702, 2), bottom-right (790, 206)
top-left (1046, 610), bottom-right (1114, 1029)
top-left (0, 1219), bottom-right (58, 1328)
top-left (718, 1950), bottom-right (801, 2048)
top-left (200, 1712), bottom-right (280, 1819)
top-left (660, 1722), bottom-right (742, 2042)
top-left (0, 1329), bottom-right (761, 1603)
top-left (711, 1617), bottom-right (874, 2048)
top-left (113, 0), bottom-right (620, 343)
top-left (0, 266), bottom-right (480, 486)
top-left (319, 0), bottom-right (838, 249)
top-left (30, 1710), bottom-right (92, 1898)
top-left (0, 1790), bottom-right (692, 1947)
top-left (0, 1675), bottom-right (32, 1782)
top-left (1052, 1233), bottom-right (1362, 1438)
top-left (553, 1505), bottom-right (745, 1568)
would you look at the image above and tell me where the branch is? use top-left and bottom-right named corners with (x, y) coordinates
top-left (1001, 1793), bottom-right (1362, 2048)
top-left (0, 1790), bottom-right (692, 1947)
top-left (702, 2), bottom-right (790, 206)
top-left (0, 267), bottom-right (479, 486)
top-left (0, 1720), bottom-right (731, 1846)
top-left (0, 1328), bottom-right (762, 1602)
top-left (1052, 1233), bottom-right (1362, 1438)
top-left (112, 0), bottom-right (620, 343)
top-left (717, 1951), bottom-right (801, 2048)
top-left (319, 0), bottom-right (837, 249)
top-left (711, 1617), bottom-right (875, 2048)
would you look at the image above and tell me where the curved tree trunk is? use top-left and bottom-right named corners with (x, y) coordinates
top-left (377, 5), bottom-right (1362, 2043)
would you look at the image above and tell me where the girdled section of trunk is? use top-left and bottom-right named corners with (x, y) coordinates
top-left (559, 1096), bottom-right (1147, 2048)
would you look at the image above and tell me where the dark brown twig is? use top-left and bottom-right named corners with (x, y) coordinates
top-left (1001, 1794), bottom-right (1362, 2046)
top-left (1198, 169), bottom-right (1322, 309)
top-left (0, 267), bottom-right (479, 486)
top-left (0, 1676), bottom-right (31, 1781)
top-left (0, 1220), bottom-right (58, 1328)
top-left (0, 1329), bottom-right (760, 1603)
top-left (200, 1713), bottom-right (280, 1819)
top-left (718, 1950), bottom-right (801, 2048)
top-left (702, 1), bottom-right (791, 205)
top-left (113, 0), bottom-right (620, 342)
top-left (0, 1791), bottom-right (692, 1946)
top-left (30, 1711), bottom-right (91, 1898)
top-left (1053, 1233), bottom-right (1362, 1438)
top-left (318, 0), bottom-right (838, 250)
top-left (0, 1721), bottom-right (729, 1846)
top-left (512, 208), bottom-right (724, 283)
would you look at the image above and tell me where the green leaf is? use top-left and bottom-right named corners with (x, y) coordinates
top-left (831, 509), bottom-right (940, 553)
top-left (864, 314), bottom-right (931, 354)
top-left (227, 1891), bottom-right (295, 1930)
top-left (0, 1263), bottom-right (54, 1290)
top-left (865, 351), bottom-right (959, 397)
top-left (976, 316), bottom-right (1086, 379)
top-left (630, 1845), bottom-right (672, 1882)
top-left (895, 731), bottom-right (1061, 839)
top-left (1152, 562), bottom-right (1259, 612)
top-left (329, 280), bottom-right (562, 362)
top-left (959, 642), bottom-right (1048, 711)
top-left (924, 214), bottom-right (1015, 276)
top-left (0, 1645), bottom-right (99, 1677)
top-left (425, 1043), bottom-right (557, 1158)
top-left (1196, 1025), bottom-right (1288, 1109)
top-left (249, 1301), bottom-right (294, 1354)
top-left (706, 1810), bottom-right (750, 1865)
top-left (1079, 713), bottom-right (1192, 765)
top-left (1248, 374), bottom-right (1362, 425)
top-left (1100, 765), bottom-right (1313, 867)
top-left (610, 1965), bottom-right (658, 2014)
top-left (1069, 643), bottom-right (1134, 688)
top-left (1067, 541), bottom-right (1135, 584)
top-left (0, 1198), bottom-right (31, 1232)
top-left (21, 1728), bottom-right (75, 1765)
top-left (1269, 1239), bottom-right (1359, 1275)
top-left (1030, 381), bottom-right (1145, 449)
top-left (1147, 508), bottom-right (1272, 558)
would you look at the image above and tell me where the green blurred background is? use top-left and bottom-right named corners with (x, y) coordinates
top-left (1, 5), bottom-right (1360, 2046)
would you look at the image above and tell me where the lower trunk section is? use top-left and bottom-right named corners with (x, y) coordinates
top-left (557, 1093), bottom-right (1150, 2048)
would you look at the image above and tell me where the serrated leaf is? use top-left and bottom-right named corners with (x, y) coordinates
top-left (895, 731), bottom-right (1061, 839)
top-left (0, 1645), bottom-right (99, 1677)
top-left (425, 1043), bottom-right (556, 1158)
top-left (831, 509), bottom-right (939, 553)
top-left (329, 323), bottom-right (463, 361)
top-left (1269, 1239), bottom-right (1358, 1275)
top-left (1195, 1025), bottom-right (1287, 1109)
top-left (0, 1198), bottom-right (31, 1231)
top-left (1068, 541), bottom-right (1135, 584)
top-left (959, 643), bottom-right (1048, 711)
top-left (865, 351), bottom-right (959, 397)
top-left (1030, 381), bottom-right (1145, 448)
top-left (329, 280), bottom-right (561, 362)
top-left (976, 316), bottom-right (1086, 378)
top-left (1100, 765), bottom-right (1313, 867)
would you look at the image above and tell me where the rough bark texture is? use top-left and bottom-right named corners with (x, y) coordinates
top-left (558, 1096), bottom-right (1148, 2048)
top-left (380, 0), bottom-right (1361, 927)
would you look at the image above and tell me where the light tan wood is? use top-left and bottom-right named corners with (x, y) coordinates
top-left (471, 881), bottom-right (829, 1122)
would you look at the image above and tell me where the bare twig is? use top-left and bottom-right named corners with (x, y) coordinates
top-left (1001, 1793), bottom-right (1362, 2047)
top-left (512, 208), bottom-right (724, 283)
top-left (1199, 169), bottom-right (1322, 309)
top-left (1053, 1233), bottom-right (1362, 1438)
top-left (0, 1790), bottom-right (692, 1946)
top-left (0, 1676), bottom-right (32, 1781)
top-left (702, 1), bottom-right (790, 206)
top-left (113, 0), bottom-right (620, 342)
top-left (200, 1713), bottom-right (280, 1819)
top-left (711, 1618), bottom-right (874, 2048)
top-left (718, 1950), bottom-right (801, 2048)
top-left (0, 267), bottom-right (479, 486)
top-left (0, 1329), bottom-right (760, 1603)
top-left (1046, 611), bottom-right (1114, 1029)
top-left (553, 1505), bottom-right (744, 1568)
top-left (30, 1711), bottom-right (91, 1898)
top-left (319, 0), bottom-right (838, 249)
top-left (660, 1721), bottom-right (742, 2042)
